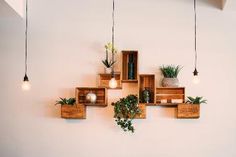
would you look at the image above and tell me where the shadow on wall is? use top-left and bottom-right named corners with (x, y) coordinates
top-left (201, 0), bottom-right (224, 9)
top-left (0, 0), bottom-right (22, 18)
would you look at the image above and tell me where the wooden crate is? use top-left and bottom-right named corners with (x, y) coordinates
top-left (177, 104), bottom-right (200, 119)
top-left (61, 104), bottom-right (86, 119)
top-left (138, 74), bottom-right (156, 105)
top-left (98, 72), bottom-right (122, 89)
top-left (75, 87), bottom-right (107, 106)
top-left (135, 104), bottom-right (146, 119)
top-left (156, 87), bottom-right (185, 106)
top-left (121, 51), bottom-right (138, 83)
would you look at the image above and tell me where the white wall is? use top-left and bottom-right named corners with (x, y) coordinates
top-left (0, 0), bottom-right (236, 157)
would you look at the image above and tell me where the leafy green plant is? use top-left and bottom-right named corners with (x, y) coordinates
top-left (55, 97), bottom-right (76, 105)
top-left (112, 95), bottom-right (141, 133)
top-left (186, 96), bottom-right (207, 104)
top-left (160, 65), bottom-right (182, 78)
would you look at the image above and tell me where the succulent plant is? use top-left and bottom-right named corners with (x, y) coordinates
top-left (186, 96), bottom-right (207, 104)
top-left (55, 97), bottom-right (76, 105)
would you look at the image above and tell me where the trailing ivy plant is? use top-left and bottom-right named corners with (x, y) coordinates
top-left (160, 65), bottom-right (182, 78)
top-left (186, 96), bottom-right (207, 104)
top-left (112, 95), bottom-right (141, 133)
top-left (55, 97), bottom-right (76, 105)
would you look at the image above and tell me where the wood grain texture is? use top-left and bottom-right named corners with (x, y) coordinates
top-left (98, 72), bottom-right (122, 89)
top-left (75, 87), bottom-right (108, 106)
top-left (138, 74), bottom-right (156, 104)
top-left (135, 104), bottom-right (146, 119)
top-left (156, 87), bottom-right (185, 105)
top-left (177, 104), bottom-right (200, 119)
top-left (61, 104), bottom-right (86, 119)
top-left (121, 51), bottom-right (138, 82)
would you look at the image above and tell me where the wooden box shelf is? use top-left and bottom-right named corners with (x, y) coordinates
top-left (135, 104), bottom-right (146, 119)
top-left (138, 74), bottom-right (156, 105)
top-left (121, 51), bottom-right (138, 83)
top-left (98, 72), bottom-right (122, 89)
top-left (61, 104), bottom-right (86, 119)
top-left (76, 87), bottom-right (107, 107)
top-left (156, 87), bottom-right (185, 106)
top-left (177, 104), bottom-right (200, 119)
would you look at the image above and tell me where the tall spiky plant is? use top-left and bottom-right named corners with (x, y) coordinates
top-left (160, 65), bottom-right (182, 78)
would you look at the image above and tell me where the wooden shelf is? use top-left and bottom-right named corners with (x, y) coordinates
top-left (61, 104), bottom-right (86, 119)
top-left (75, 87), bottom-right (107, 107)
top-left (157, 103), bottom-right (179, 106)
top-left (98, 72), bottom-right (122, 89)
top-left (121, 51), bottom-right (138, 82)
top-left (135, 104), bottom-right (146, 119)
top-left (155, 87), bottom-right (185, 105)
top-left (121, 80), bottom-right (138, 83)
top-left (177, 104), bottom-right (200, 119)
top-left (138, 74), bottom-right (156, 104)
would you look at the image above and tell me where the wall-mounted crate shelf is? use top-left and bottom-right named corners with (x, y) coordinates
top-left (61, 104), bottom-right (86, 119)
top-left (121, 51), bottom-right (138, 83)
top-left (76, 87), bottom-right (107, 107)
top-left (135, 104), bottom-right (146, 119)
top-left (156, 87), bottom-right (185, 106)
top-left (98, 72), bottom-right (122, 89)
top-left (177, 104), bottom-right (200, 119)
top-left (138, 74), bottom-right (156, 105)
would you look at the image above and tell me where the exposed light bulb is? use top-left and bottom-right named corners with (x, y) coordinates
top-left (22, 80), bottom-right (31, 91)
top-left (109, 77), bottom-right (117, 89)
top-left (22, 74), bottom-right (31, 91)
top-left (193, 75), bottom-right (200, 84)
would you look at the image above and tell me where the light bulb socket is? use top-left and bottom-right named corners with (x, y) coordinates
top-left (193, 68), bottom-right (199, 76)
top-left (23, 74), bottom-right (29, 81)
top-left (111, 71), bottom-right (115, 78)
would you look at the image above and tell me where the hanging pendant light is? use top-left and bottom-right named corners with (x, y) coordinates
top-left (192, 0), bottom-right (200, 84)
top-left (22, 0), bottom-right (31, 91)
top-left (109, 0), bottom-right (118, 89)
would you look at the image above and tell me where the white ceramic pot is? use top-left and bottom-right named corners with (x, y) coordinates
top-left (104, 68), bottom-right (112, 74)
top-left (162, 78), bottom-right (179, 87)
top-left (86, 92), bottom-right (97, 103)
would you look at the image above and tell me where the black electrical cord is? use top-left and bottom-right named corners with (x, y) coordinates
top-left (193, 0), bottom-right (198, 76)
top-left (111, 0), bottom-right (115, 78)
top-left (24, 0), bottom-right (29, 81)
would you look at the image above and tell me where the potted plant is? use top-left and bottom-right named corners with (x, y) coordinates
top-left (160, 65), bottom-right (182, 87)
top-left (177, 96), bottom-right (207, 118)
top-left (55, 97), bottom-right (76, 106)
top-left (112, 95), bottom-right (141, 133)
top-left (102, 43), bottom-right (117, 74)
top-left (186, 96), bottom-right (207, 104)
top-left (55, 97), bottom-right (86, 119)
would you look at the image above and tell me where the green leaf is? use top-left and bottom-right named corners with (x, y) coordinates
top-left (113, 95), bottom-right (139, 133)
top-left (55, 97), bottom-right (76, 105)
top-left (160, 65), bottom-right (183, 78)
